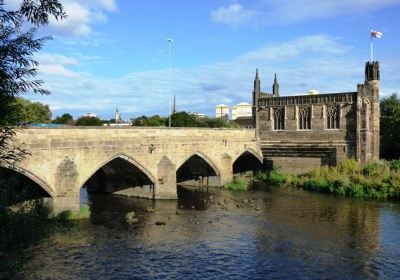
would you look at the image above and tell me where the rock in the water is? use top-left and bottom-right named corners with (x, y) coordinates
top-left (155, 221), bottom-right (166, 225)
top-left (125, 211), bottom-right (135, 220)
top-left (146, 206), bottom-right (154, 213)
top-left (126, 218), bottom-right (139, 224)
top-left (176, 211), bottom-right (181, 215)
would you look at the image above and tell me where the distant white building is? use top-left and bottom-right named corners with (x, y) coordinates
top-left (192, 112), bottom-right (206, 118)
top-left (215, 104), bottom-right (229, 118)
top-left (308, 89), bottom-right (319, 95)
top-left (83, 112), bottom-right (97, 118)
top-left (231, 102), bottom-right (252, 120)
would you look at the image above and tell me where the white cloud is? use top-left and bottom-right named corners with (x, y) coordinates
top-left (32, 34), bottom-right (399, 119)
top-left (48, 0), bottom-right (117, 36)
top-left (36, 54), bottom-right (78, 65)
top-left (4, 0), bottom-right (117, 36)
top-left (211, 0), bottom-right (400, 27)
top-left (211, 4), bottom-right (259, 27)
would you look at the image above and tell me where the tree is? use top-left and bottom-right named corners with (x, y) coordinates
top-left (0, 0), bottom-right (65, 165)
top-left (75, 116), bottom-right (103, 126)
top-left (0, 1), bottom-right (65, 276)
top-left (14, 97), bottom-right (52, 123)
top-left (380, 93), bottom-right (400, 159)
top-left (133, 115), bottom-right (166, 126)
top-left (171, 111), bottom-right (198, 127)
top-left (52, 113), bottom-right (73, 125)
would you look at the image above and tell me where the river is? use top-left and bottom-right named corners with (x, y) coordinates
top-left (19, 184), bottom-right (400, 279)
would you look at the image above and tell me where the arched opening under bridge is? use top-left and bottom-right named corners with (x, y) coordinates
top-left (0, 166), bottom-right (52, 209)
top-left (233, 151), bottom-right (263, 176)
top-left (176, 153), bottom-right (221, 209)
top-left (82, 156), bottom-right (155, 201)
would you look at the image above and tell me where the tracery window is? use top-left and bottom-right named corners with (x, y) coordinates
top-left (274, 107), bottom-right (285, 130)
top-left (298, 107), bottom-right (311, 130)
top-left (326, 105), bottom-right (339, 129)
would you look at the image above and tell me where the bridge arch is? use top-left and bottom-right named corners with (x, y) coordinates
top-left (79, 153), bottom-right (156, 192)
top-left (232, 148), bottom-right (263, 175)
top-left (232, 148), bottom-right (263, 164)
top-left (176, 152), bottom-right (221, 186)
top-left (0, 165), bottom-right (54, 197)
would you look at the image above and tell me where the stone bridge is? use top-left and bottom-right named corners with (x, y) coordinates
top-left (9, 127), bottom-right (262, 213)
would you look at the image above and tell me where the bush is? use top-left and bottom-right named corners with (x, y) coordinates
top-left (257, 159), bottom-right (400, 200)
top-left (225, 178), bottom-right (248, 191)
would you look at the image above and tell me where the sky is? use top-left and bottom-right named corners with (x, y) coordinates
top-left (5, 0), bottom-right (400, 120)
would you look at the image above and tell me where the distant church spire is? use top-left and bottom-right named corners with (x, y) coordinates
top-left (172, 94), bottom-right (177, 114)
top-left (115, 107), bottom-right (121, 124)
top-left (272, 73), bottom-right (279, 97)
top-left (254, 68), bottom-right (260, 94)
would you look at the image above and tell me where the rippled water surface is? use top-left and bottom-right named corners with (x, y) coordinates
top-left (20, 185), bottom-right (400, 279)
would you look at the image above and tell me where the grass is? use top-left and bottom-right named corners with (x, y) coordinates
top-left (225, 177), bottom-right (249, 191)
top-left (256, 159), bottom-right (400, 200)
top-left (57, 203), bottom-right (90, 221)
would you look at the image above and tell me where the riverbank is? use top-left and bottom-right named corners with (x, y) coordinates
top-left (257, 159), bottom-right (400, 199)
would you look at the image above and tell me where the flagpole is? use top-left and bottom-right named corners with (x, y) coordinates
top-left (370, 28), bottom-right (373, 61)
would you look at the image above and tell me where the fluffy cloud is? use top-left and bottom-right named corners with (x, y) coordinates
top-left (4, 0), bottom-right (118, 36)
top-left (48, 0), bottom-right (117, 36)
top-left (32, 34), bottom-right (398, 119)
top-left (211, 0), bottom-right (400, 27)
top-left (211, 4), bottom-right (259, 27)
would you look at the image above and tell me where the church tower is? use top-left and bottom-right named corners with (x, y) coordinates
top-left (356, 61), bottom-right (380, 162)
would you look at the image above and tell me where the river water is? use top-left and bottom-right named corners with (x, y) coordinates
top-left (20, 184), bottom-right (400, 280)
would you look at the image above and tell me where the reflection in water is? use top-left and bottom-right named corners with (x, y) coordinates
top-left (20, 184), bottom-right (400, 279)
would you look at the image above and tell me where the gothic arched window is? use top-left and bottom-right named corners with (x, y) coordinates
top-left (274, 107), bottom-right (285, 130)
top-left (298, 107), bottom-right (311, 130)
top-left (327, 105), bottom-right (339, 129)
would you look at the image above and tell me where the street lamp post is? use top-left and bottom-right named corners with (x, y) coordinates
top-left (167, 38), bottom-right (173, 127)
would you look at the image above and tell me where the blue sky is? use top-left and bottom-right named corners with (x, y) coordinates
top-left (6, 0), bottom-right (400, 119)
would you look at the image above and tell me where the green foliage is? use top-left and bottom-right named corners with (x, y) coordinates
top-left (13, 97), bottom-right (52, 124)
top-left (380, 93), bottom-right (400, 159)
top-left (75, 116), bottom-right (103, 126)
top-left (132, 112), bottom-right (237, 128)
top-left (225, 178), bottom-right (248, 191)
top-left (57, 203), bottom-right (90, 221)
top-left (133, 115), bottom-right (166, 126)
top-left (390, 160), bottom-right (400, 170)
top-left (257, 160), bottom-right (400, 200)
top-left (171, 111), bottom-right (198, 127)
top-left (52, 113), bottom-right (74, 125)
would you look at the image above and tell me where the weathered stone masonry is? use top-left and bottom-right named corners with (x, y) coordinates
top-left (12, 127), bottom-right (261, 213)
top-left (252, 61), bottom-right (380, 173)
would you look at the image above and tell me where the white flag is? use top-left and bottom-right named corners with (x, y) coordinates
top-left (371, 30), bottom-right (382, 39)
